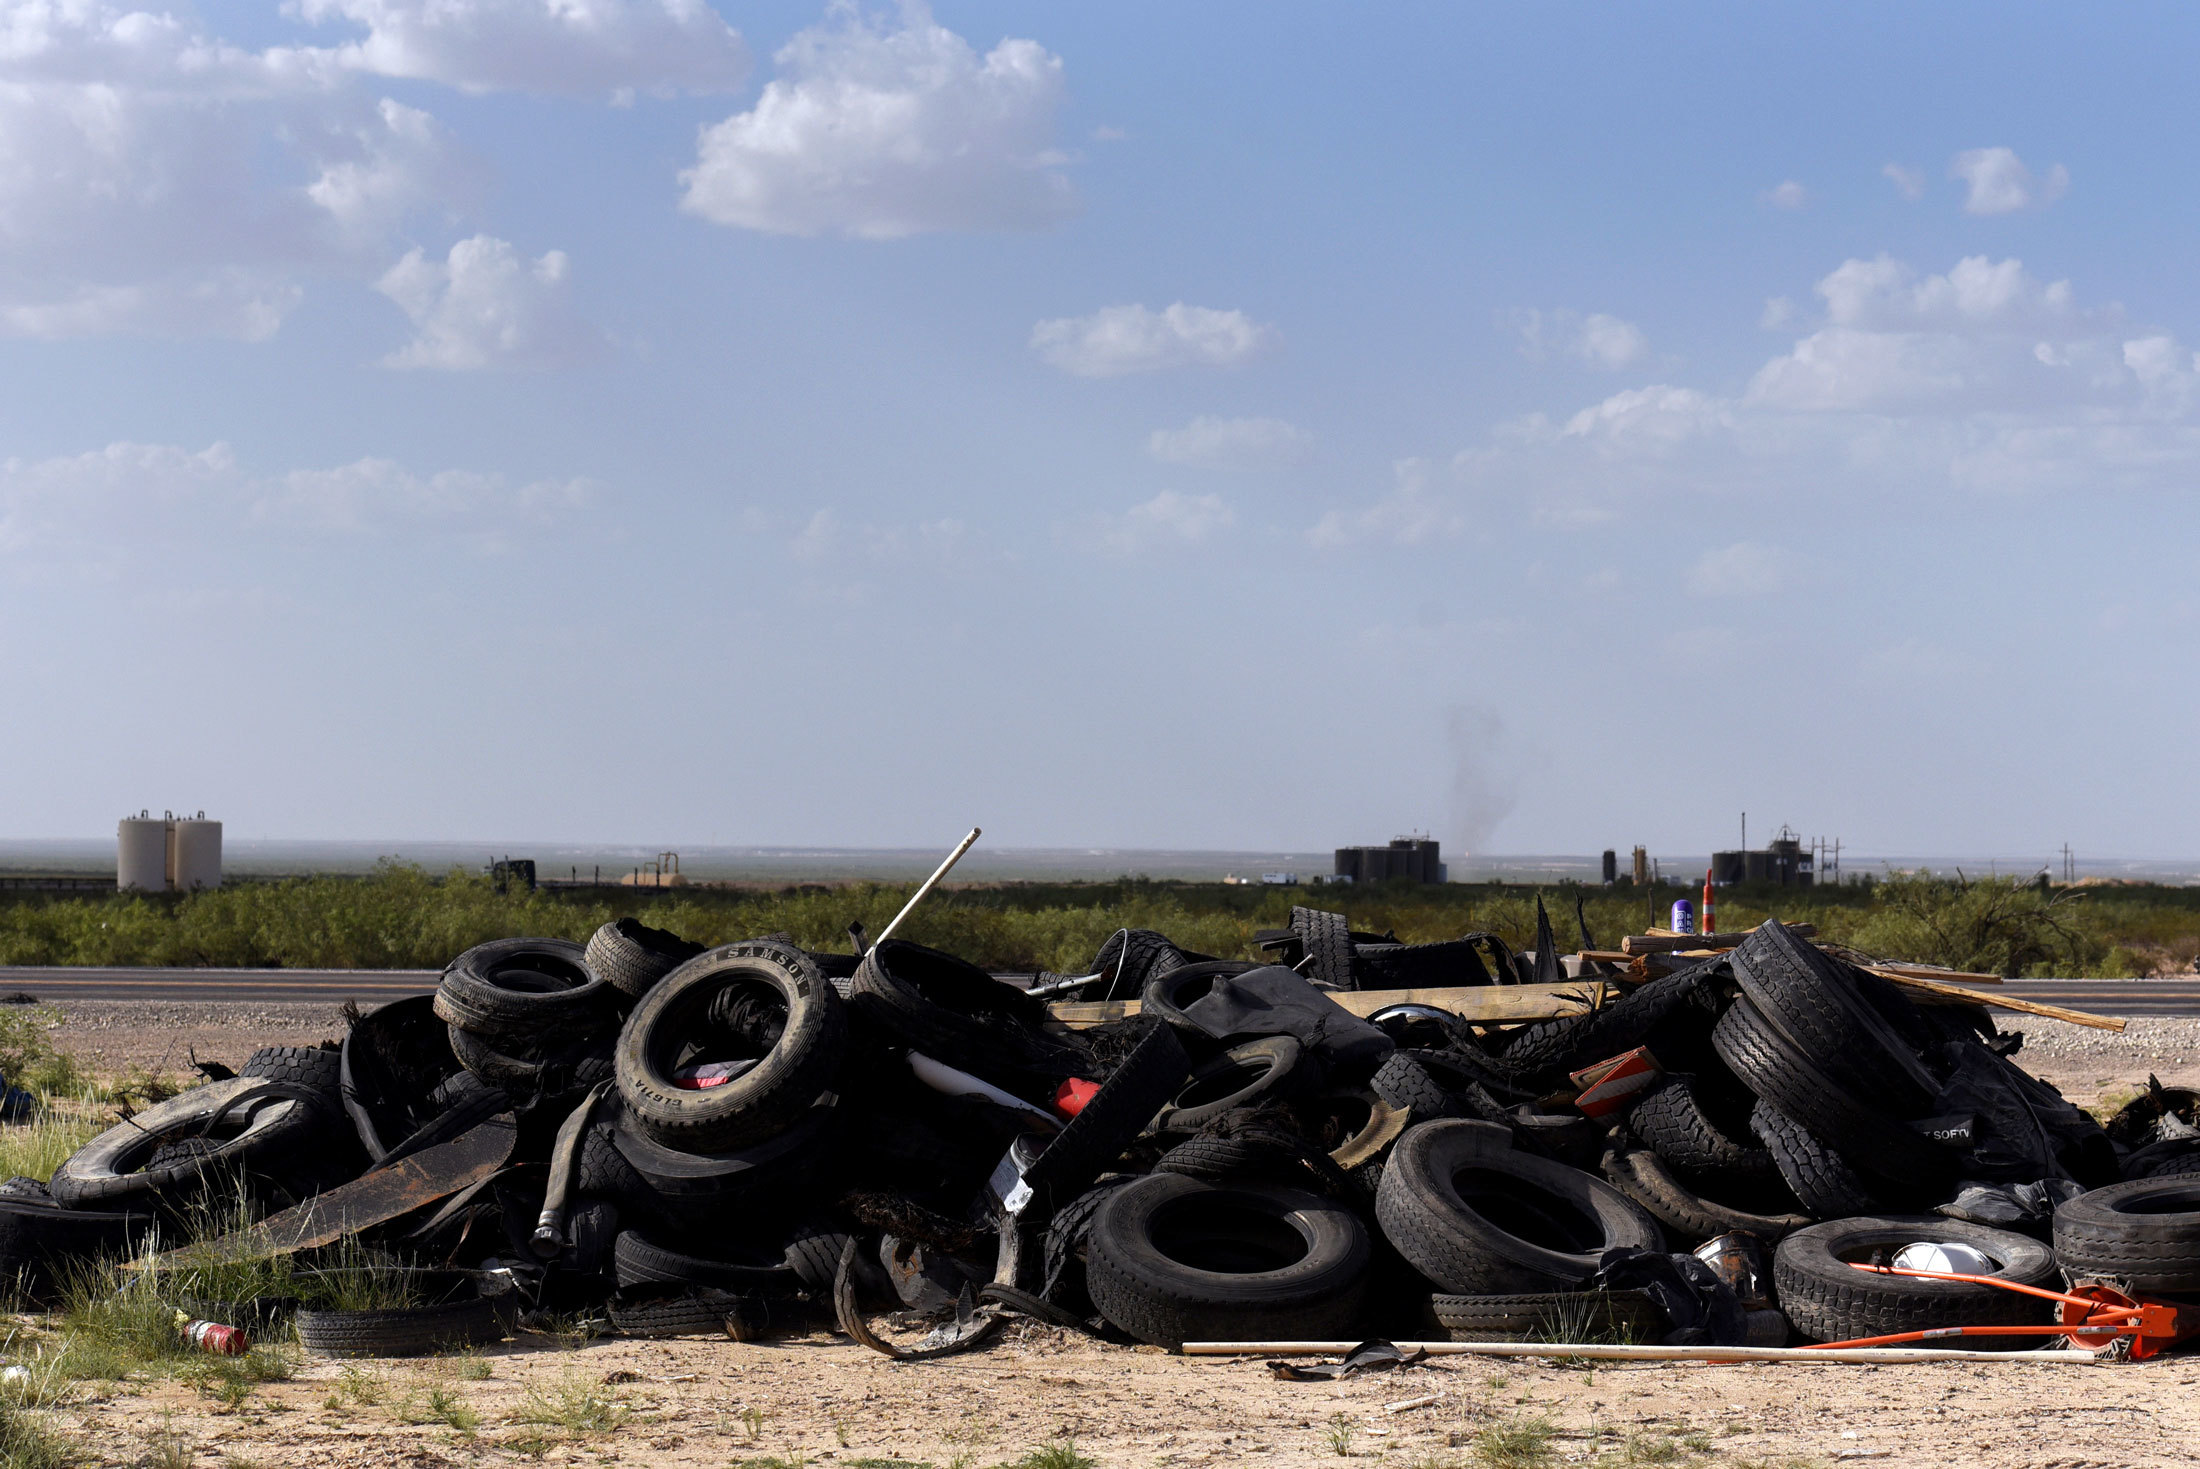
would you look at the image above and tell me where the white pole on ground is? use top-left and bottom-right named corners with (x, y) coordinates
top-left (873, 827), bottom-right (982, 947)
top-left (1181, 1341), bottom-right (2100, 1365)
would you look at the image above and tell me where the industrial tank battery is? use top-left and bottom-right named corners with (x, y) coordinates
top-left (115, 810), bottom-right (223, 891)
top-left (171, 815), bottom-right (222, 891)
top-left (116, 813), bottom-right (170, 891)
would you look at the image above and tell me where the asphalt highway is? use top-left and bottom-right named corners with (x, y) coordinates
top-left (4, 966), bottom-right (2200, 1017)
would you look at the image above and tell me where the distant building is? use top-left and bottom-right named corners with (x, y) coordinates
top-left (1712, 826), bottom-right (1813, 887)
top-left (1333, 837), bottom-right (1444, 885)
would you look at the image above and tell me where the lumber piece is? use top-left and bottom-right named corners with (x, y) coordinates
top-left (1877, 970), bottom-right (2124, 1031)
top-left (1867, 963), bottom-right (2003, 986)
top-left (1621, 923), bottom-right (1815, 956)
top-left (1047, 980), bottom-right (1608, 1030)
top-left (1184, 1340), bottom-right (2097, 1365)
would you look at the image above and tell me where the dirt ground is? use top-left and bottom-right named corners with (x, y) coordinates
top-left (37, 999), bottom-right (2200, 1468)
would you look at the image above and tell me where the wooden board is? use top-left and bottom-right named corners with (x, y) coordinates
top-left (1047, 980), bottom-right (1609, 1030)
top-left (1621, 923), bottom-right (1815, 956)
top-left (1875, 970), bottom-right (2124, 1032)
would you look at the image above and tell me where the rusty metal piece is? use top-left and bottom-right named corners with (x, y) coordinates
top-left (164, 1111), bottom-right (518, 1266)
top-left (833, 1236), bottom-right (1002, 1362)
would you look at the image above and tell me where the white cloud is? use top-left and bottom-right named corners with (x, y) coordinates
top-left (1762, 180), bottom-right (1808, 210)
top-left (787, 507), bottom-right (970, 565)
top-left (1146, 416), bottom-right (1313, 471)
top-left (0, 441), bottom-right (586, 551)
top-left (295, 0), bottom-right (749, 96)
top-left (376, 235), bottom-right (600, 370)
top-left (1091, 490), bottom-right (1233, 555)
top-left (1516, 308), bottom-right (1647, 369)
top-left (1307, 460), bottom-right (1465, 548)
top-left (1760, 297), bottom-right (1796, 330)
top-left (1882, 163), bottom-right (1925, 201)
top-left (0, 0), bottom-right (471, 338)
top-left (1563, 386), bottom-right (1728, 450)
top-left (680, 3), bottom-right (1071, 238)
top-left (1950, 147), bottom-right (2068, 215)
top-left (1032, 303), bottom-right (1278, 377)
top-left (1685, 542), bottom-right (1792, 598)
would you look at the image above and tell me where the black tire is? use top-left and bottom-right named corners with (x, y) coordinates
top-left (588, 918), bottom-right (706, 1000)
top-left (615, 941), bottom-right (845, 1153)
top-left (2054, 1177), bottom-right (2200, 1291)
top-left (1290, 907), bottom-right (1357, 990)
top-left (612, 1230), bottom-right (804, 1294)
top-left (434, 938), bottom-right (615, 1040)
top-left (850, 939), bottom-right (1078, 1087)
top-left (1600, 1137), bottom-right (1810, 1246)
top-left (1730, 922), bottom-right (1937, 1114)
top-left (1019, 1023), bottom-right (1190, 1218)
top-left (1629, 1075), bottom-right (1773, 1177)
top-left (1091, 929), bottom-right (1190, 1000)
top-left (296, 1292), bottom-right (513, 1357)
top-left (1495, 960), bottom-right (1720, 1090)
top-left (1084, 1173), bottom-right (1370, 1349)
top-left (0, 1188), bottom-right (154, 1301)
top-left (784, 1221), bottom-right (854, 1297)
top-left (1748, 1102), bottom-right (1882, 1219)
top-left (608, 1289), bottom-right (779, 1339)
top-left (50, 1078), bottom-right (326, 1209)
top-left (1356, 940), bottom-right (1491, 992)
top-left (2121, 1137), bottom-right (2200, 1181)
top-left (608, 1104), bottom-right (833, 1229)
top-left (340, 995), bottom-right (467, 1163)
top-left (447, 1024), bottom-right (611, 1096)
top-left (1141, 961), bottom-right (1262, 1040)
top-left (1711, 996), bottom-right (1951, 1190)
top-left (1374, 1119), bottom-right (1663, 1296)
top-left (240, 1045), bottom-right (343, 1108)
top-left (1154, 1128), bottom-right (1352, 1198)
top-left (1425, 1289), bottom-right (1665, 1343)
top-left (1371, 1050), bottom-right (1480, 1122)
top-left (1775, 1215), bottom-right (2057, 1346)
top-left (1156, 1038), bottom-right (1307, 1132)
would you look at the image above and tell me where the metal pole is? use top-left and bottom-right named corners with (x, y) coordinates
top-left (873, 827), bottom-right (982, 946)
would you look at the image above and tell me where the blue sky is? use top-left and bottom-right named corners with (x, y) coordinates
top-left (4, 1), bottom-right (2196, 862)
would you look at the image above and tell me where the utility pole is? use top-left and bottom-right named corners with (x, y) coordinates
top-left (1741, 812), bottom-right (1747, 851)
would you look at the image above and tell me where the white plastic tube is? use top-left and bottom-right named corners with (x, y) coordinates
top-left (906, 1051), bottom-right (1061, 1132)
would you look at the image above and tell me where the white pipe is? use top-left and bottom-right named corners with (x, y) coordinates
top-left (907, 1051), bottom-right (1060, 1131)
top-left (874, 827), bottom-right (982, 946)
top-left (1182, 1341), bottom-right (2099, 1365)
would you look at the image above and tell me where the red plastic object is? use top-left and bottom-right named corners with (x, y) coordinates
top-left (1701, 870), bottom-right (1715, 936)
top-left (1567, 1047), bottom-right (1662, 1119)
top-left (182, 1319), bottom-right (251, 1356)
top-left (1806, 1263), bottom-right (2200, 1359)
top-left (1052, 1077), bottom-right (1101, 1119)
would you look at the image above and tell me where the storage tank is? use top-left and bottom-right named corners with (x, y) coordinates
top-left (117, 813), bottom-right (170, 891)
top-left (171, 814), bottom-right (222, 891)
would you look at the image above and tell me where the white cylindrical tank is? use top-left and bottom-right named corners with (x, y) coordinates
top-left (118, 814), bottom-right (169, 892)
top-left (171, 815), bottom-right (222, 891)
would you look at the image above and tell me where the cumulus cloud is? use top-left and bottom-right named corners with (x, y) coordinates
top-left (1307, 460), bottom-right (1465, 548)
top-left (680, 3), bottom-right (1071, 237)
top-left (0, 440), bottom-right (586, 551)
top-left (1685, 542), bottom-right (1793, 598)
top-left (1146, 416), bottom-right (1313, 471)
top-left (1516, 309), bottom-right (1648, 369)
top-left (1950, 147), bottom-right (2068, 215)
top-left (1091, 490), bottom-right (1234, 555)
top-left (295, 0), bottom-right (749, 96)
top-left (1883, 163), bottom-right (1926, 201)
top-left (1761, 180), bottom-right (1809, 210)
top-left (1032, 304), bottom-right (1279, 377)
top-left (376, 235), bottom-right (600, 370)
top-left (0, 0), bottom-right (473, 339)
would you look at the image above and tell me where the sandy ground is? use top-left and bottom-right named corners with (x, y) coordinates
top-left (36, 1001), bottom-right (2200, 1467)
top-left (47, 1322), bottom-right (2200, 1469)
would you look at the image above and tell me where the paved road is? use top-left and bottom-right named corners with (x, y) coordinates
top-left (0, 966), bottom-right (437, 1003)
top-left (5, 966), bottom-right (2200, 1017)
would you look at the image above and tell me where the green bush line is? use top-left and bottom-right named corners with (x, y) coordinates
top-left (0, 863), bottom-right (2184, 978)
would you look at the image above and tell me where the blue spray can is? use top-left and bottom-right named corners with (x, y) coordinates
top-left (1669, 898), bottom-right (1695, 935)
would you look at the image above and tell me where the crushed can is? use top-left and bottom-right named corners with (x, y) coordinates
top-left (1669, 898), bottom-right (1695, 935)
top-left (1693, 1231), bottom-right (1772, 1311)
top-left (181, 1318), bottom-right (251, 1356)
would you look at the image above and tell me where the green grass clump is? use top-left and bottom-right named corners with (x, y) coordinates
top-left (995, 1443), bottom-right (1093, 1469)
top-left (1474, 1417), bottom-right (1556, 1469)
top-left (0, 1111), bottom-right (100, 1187)
top-left (510, 1370), bottom-right (628, 1435)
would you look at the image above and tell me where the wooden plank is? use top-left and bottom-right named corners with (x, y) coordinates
top-left (1047, 981), bottom-right (1608, 1030)
top-left (1867, 964), bottom-right (2002, 986)
top-left (1878, 970), bottom-right (2124, 1031)
top-left (1621, 923), bottom-right (1815, 956)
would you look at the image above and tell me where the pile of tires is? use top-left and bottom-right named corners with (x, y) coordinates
top-left (20, 912), bottom-right (2170, 1360)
